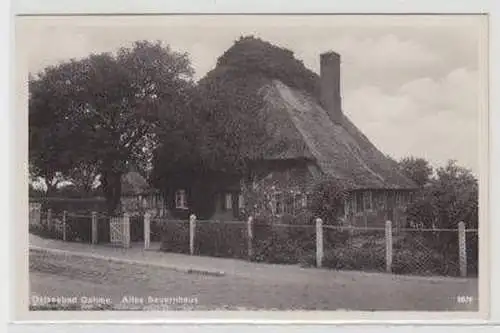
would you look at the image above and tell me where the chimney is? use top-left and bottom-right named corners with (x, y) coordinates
top-left (320, 51), bottom-right (342, 124)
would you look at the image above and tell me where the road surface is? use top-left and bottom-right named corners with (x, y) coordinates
top-left (29, 248), bottom-right (479, 311)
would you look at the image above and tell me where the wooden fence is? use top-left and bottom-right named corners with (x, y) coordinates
top-left (29, 203), bottom-right (478, 277)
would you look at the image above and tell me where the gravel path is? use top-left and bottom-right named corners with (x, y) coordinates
top-left (29, 248), bottom-right (479, 311)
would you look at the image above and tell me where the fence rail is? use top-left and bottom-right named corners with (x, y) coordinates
top-left (29, 203), bottom-right (478, 277)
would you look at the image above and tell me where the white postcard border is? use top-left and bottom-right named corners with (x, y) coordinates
top-left (2, 0), bottom-right (499, 331)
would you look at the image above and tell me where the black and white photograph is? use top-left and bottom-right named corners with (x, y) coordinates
top-left (19, 14), bottom-right (487, 317)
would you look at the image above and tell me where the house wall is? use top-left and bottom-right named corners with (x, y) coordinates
top-left (120, 192), bottom-right (167, 218)
top-left (343, 189), bottom-right (413, 229)
top-left (210, 192), bottom-right (242, 221)
top-left (161, 171), bottom-right (243, 221)
top-left (241, 159), bottom-right (317, 220)
top-left (158, 161), bottom-right (414, 225)
top-left (207, 159), bottom-right (314, 221)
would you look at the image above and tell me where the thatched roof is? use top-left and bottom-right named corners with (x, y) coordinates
top-left (261, 80), bottom-right (416, 190)
top-left (202, 36), bottom-right (417, 190)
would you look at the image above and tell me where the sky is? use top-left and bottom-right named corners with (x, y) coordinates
top-left (19, 15), bottom-right (486, 175)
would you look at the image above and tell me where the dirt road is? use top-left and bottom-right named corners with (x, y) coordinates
top-left (29, 248), bottom-right (479, 311)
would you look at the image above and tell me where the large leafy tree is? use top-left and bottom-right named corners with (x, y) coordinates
top-left (398, 156), bottom-right (434, 187)
top-left (29, 40), bottom-right (194, 214)
top-left (151, 69), bottom-right (272, 190)
top-left (29, 61), bottom-right (86, 195)
top-left (405, 160), bottom-right (478, 271)
top-left (406, 159), bottom-right (478, 229)
top-left (66, 162), bottom-right (100, 196)
top-left (152, 37), bottom-right (302, 182)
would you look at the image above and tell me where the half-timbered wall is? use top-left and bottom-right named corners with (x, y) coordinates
top-left (343, 189), bottom-right (412, 228)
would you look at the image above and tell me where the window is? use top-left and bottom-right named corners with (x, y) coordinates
top-left (375, 192), bottom-right (387, 210)
top-left (238, 194), bottom-right (244, 209)
top-left (270, 190), bottom-right (308, 216)
top-left (363, 191), bottom-right (373, 211)
top-left (355, 192), bottom-right (364, 213)
top-left (395, 192), bottom-right (408, 207)
top-left (395, 192), bottom-right (402, 207)
top-left (224, 193), bottom-right (232, 210)
top-left (301, 194), bottom-right (308, 208)
top-left (271, 192), bottom-right (284, 215)
top-left (175, 189), bottom-right (188, 209)
top-left (345, 197), bottom-right (352, 215)
top-left (284, 192), bottom-right (294, 214)
top-left (293, 193), bottom-right (303, 212)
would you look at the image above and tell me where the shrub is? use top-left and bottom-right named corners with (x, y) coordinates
top-left (391, 248), bottom-right (459, 276)
top-left (299, 246), bottom-right (386, 272)
top-left (323, 228), bottom-right (350, 250)
top-left (29, 223), bottom-right (60, 240)
top-left (65, 214), bottom-right (92, 242)
top-left (160, 220), bottom-right (190, 254)
top-left (196, 222), bottom-right (248, 259)
top-left (150, 219), bottom-right (163, 242)
top-left (34, 197), bottom-right (108, 216)
top-left (392, 234), bottom-right (461, 276)
top-left (325, 247), bottom-right (386, 272)
top-left (250, 215), bottom-right (316, 265)
top-left (308, 178), bottom-right (350, 223)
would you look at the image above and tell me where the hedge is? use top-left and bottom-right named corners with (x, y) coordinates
top-left (195, 222), bottom-right (248, 259)
top-left (160, 220), bottom-right (190, 254)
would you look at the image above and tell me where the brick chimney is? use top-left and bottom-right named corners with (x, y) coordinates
top-left (320, 51), bottom-right (342, 124)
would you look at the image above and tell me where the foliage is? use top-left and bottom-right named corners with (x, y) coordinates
top-left (392, 235), bottom-right (461, 276)
top-left (406, 160), bottom-right (478, 230)
top-left (29, 40), bottom-right (195, 214)
top-left (405, 160), bottom-right (478, 269)
top-left (398, 157), bottom-right (434, 187)
top-left (216, 36), bottom-right (321, 99)
top-left (160, 221), bottom-right (190, 254)
top-left (29, 223), bottom-right (59, 240)
top-left (308, 177), bottom-right (350, 224)
top-left (251, 221), bottom-right (316, 264)
top-left (29, 61), bottom-right (90, 194)
top-left (29, 184), bottom-right (45, 198)
top-left (195, 222), bottom-right (248, 259)
top-left (152, 59), bottom-right (273, 189)
top-left (152, 35), bottom-right (318, 192)
top-left (33, 196), bottom-right (108, 215)
top-left (66, 162), bottom-right (100, 195)
top-left (321, 247), bottom-right (386, 272)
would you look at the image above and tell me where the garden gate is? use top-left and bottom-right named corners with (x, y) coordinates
top-left (109, 214), bottom-right (130, 248)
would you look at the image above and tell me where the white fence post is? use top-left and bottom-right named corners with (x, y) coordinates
top-left (393, 209), bottom-right (399, 234)
top-left (123, 213), bottom-right (131, 248)
top-left (62, 210), bottom-right (67, 241)
top-left (91, 212), bottom-right (98, 245)
top-left (29, 203), bottom-right (41, 226)
top-left (316, 218), bottom-right (324, 268)
top-left (144, 212), bottom-right (151, 250)
top-left (189, 214), bottom-right (196, 255)
top-left (46, 208), bottom-right (53, 231)
top-left (247, 216), bottom-right (254, 259)
top-left (35, 204), bottom-right (41, 226)
top-left (458, 221), bottom-right (467, 277)
top-left (385, 220), bottom-right (393, 273)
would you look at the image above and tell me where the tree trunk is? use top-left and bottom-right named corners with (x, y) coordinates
top-left (45, 183), bottom-right (58, 197)
top-left (102, 169), bottom-right (123, 216)
top-left (45, 173), bottom-right (59, 197)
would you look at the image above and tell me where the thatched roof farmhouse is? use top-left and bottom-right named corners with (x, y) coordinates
top-left (163, 36), bottom-right (416, 226)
